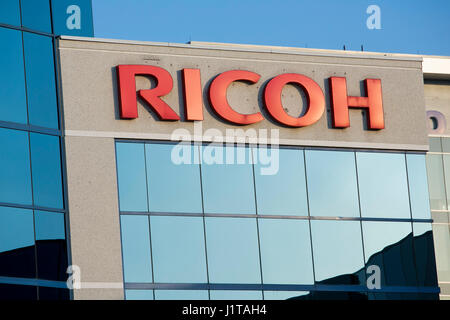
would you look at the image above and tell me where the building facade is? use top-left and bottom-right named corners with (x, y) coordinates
top-left (0, 1), bottom-right (448, 301)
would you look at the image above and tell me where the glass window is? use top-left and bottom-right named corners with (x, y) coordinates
top-left (253, 148), bottom-right (308, 216)
top-left (362, 221), bottom-right (416, 287)
top-left (306, 150), bottom-right (359, 217)
top-left (429, 137), bottom-right (442, 152)
top-left (0, 0), bottom-right (21, 26)
top-left (442, 155), bottom-right (450, 211)
top-left (0, 128), bottom-right (32, 205)
top-left (432, 223), bottom-right (450, 282)
top-left (210, 290), bottom-right (262, 300)
top-left (51, 0), bottom-right (94, 37)
top-left (310, 220), bottom-right (365, 285)
top-left (30, 133), bottom-right (63, 209)
top-left (426, 154), bottom-right (447, 210)
top-left (356, 152), bottom-right (411, 219)
top-left (0, 206), bottom-right (35, 278)
top-left (0, 28), bottom-right (27, 124)
top-left (413, 223), bottom-right (438, 287)
top-left (20, 0), bottom-right (52, 33)
top-left (35, 210), bottom-right (67, 281)
top-left (201, 145), bottom-right (256, 214)
top-left (258, 219), bottom-right (314, 284)
top-left (146, 143), bottom-right (202, 213)
top-left (120, 215), bottom-right (152, 283)
top-left (154, 290), bottom-right (209, 300)
top-left (205, 217), bottom-right (261, 284)
top-left (0, 284), bottom-right (37, 300)
top-left (406, 154), bottom-right (431, 219)
top-left (23, 32), bottom-right (59, 129)
top-left (150, 216), bottom-right (207, 283)
top-left (116, 143), bottom-right (148, 212)
top-left (125, 289), bottom-right (154, 300)
top-left (441, 137), bottom-right (450, 153)
top-left (263, 291), bottom-right (309, 300)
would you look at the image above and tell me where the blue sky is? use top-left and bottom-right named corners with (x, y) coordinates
top-left (92, 0), bottom-right (450, 56)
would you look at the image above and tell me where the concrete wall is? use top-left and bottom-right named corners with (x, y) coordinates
top-left (56, 37), bottom-right (430, 299)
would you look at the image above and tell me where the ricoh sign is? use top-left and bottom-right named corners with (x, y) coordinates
top-left (58, 39), bottom-right (429, 151)
top-left (117, 65), bottom-right (384, 130)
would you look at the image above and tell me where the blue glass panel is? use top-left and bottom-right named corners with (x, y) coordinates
top-left (34, 210), bottom-right (67, 281)
top-left (150, 216), bottom-right (207, 283)
top-left (35, 211), bottom-right (65, 240)
top-left (154, 290), bottom-right (209, 300)
top-left (201, 145), bottom-right (255, 214)
top-left (0, 28), bottom-right (27, 124)
top-left (21, 0), bottom-right (52, 33)
top-left (0, 206), bottom-right (35, 278)
top-left (426, 154), bottom-right (446, 211)
top-left (263, 291), bottom-right (309, 300)
top-left (23, 32), bottom-right (59, 129)
top-left (51, 0), bottom-right (94, 36)
top-left (116, 143), bottom-right (148, 212)
top-left (210, 290), bottom-right (263, 300)
top-left (125, 289), bottom-right (154, 300)
top-left (120, 215), bottom-right (152, 283)
top-left (362, 221), bottom-right (416, 287)
top-left (406, 154), bottom-right (431, 219)
top-left (0, 0), bottom-right (21, 26)
top-left (306, 150), bottom-right (360, 217)
top-left (0, 128), bottom-right (32, 205)
top-left (310, 220), bottom-right (365, 285)
top-left (205, 217), bottom-right (261, 284)
top-left (30, 133), bottom-right (63, 209)
top-left (0, 206), bottom-right (34, 252)
top-left (258, 219), bottom-right (314, 284)
top-left (146, 143), bottom-right (202, 213)
top-left (356, 152), bottom-right (411, 219)
top-left (253, 148), bottom-right (308, 215)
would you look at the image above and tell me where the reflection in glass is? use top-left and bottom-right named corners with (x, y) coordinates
top-left (35, 211), bottom-right (67, 281)
top-left (0, 128), bottom-right (32, 205)
top-left (413, 223), bottom-right (438, 287)
top-left (306, 150), bottom-right (359, 217)
top-left (432, 223), bottom-right (450, 282)
top-left (30, 133), bottom-right (63, 209)
top-left (201, 146), bottom-right (255, 214)
top-left (263, 291), bottom-right (309, 300)
top-left (125, 289), bottom-right (154, 300)
top-left (205, 217), bottom-right (261, 284)
top-left (154, 290), bottom-right (209, 300)
top-left (146, 143), bottom-right (202, 213)
top-left (0, 0), bottom-right (21, 26)
top-left (426, 154), bottom-right (447, 210)
top-left (23, 32), bottom-right (58, 129)
top-left (253, 148), bottom-right (308, 215)
top-left (362, 221), bottom-right (416, 287)
top-left (0, 28), bottom-right (27, 124)
top-left (0, 206), bottom-right (35, 278)
top-left (357, 152), bottom-right (411, 219)
top-left (441, 137), bottom-right (450, 153)
top-left (116, 143), bottom-right (148, 212)
top-left (310, 220), bottom-right (365, 285)
top-left (210, 290), bottom-right (262, 300)
top-left (120, 215), bottom-right (152, 283)
top-left (258, 219), bottom-right (314, 284)
top-left (20, 0), bottom-right (52, 33)
top-left (150, 216), bottom-right (207, 283)
top-left (406, 154), bottom-right (431, 219)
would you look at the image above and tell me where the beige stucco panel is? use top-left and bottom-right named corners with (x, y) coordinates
top-left (58, 38), bottom-right (428, 150)
top-left (65, 135), bottom-right (123, 300)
